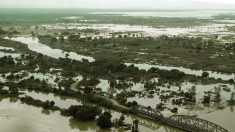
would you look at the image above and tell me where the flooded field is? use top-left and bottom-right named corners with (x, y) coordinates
top-left (7, 37), bottom-right (235, 81)
top-left (40, 23), bottom-right (235, 38)
top-left (0, 35), bottom-right (233, 131)
top-left (125, 63), bottom-right (235, 80)
top-left (0, 51), bottom-right (21, 58)
top-left (0, 8), bottom-right (235, 132)
top-left (10, 37), bottom-right (94, 62)
top-left (0, 93), bottom-right (183, 132)
top-left (0, 98), bottom-right (80, 132)
top-left (92, 10), bottom-right (235, 18)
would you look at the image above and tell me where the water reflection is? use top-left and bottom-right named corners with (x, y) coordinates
top-left (69, 118), bottom-right (98, 131)
top-left (1, 87), bottom-right (229, 131)
top-left (0, 99), bottom-right (77, 132)
top-left (199, 107), bottom-right (235, 132)
top-left (229, 105), bottom-right (234, 112)
top-left (41, 109), bottom-right (51, 115)
top-left (23, 90), bottom-right (81, 109)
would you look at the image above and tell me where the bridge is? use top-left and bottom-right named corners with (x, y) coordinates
top-left (131, 105), bottom-right (228, 132)
top-left (129, 114), bottom-right (162, 130)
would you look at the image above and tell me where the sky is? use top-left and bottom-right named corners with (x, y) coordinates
top-left (0, 0), bottom-right (235, 9)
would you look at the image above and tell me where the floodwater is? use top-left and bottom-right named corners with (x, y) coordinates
top-left (7, 37), bottom-right (235, 81)
top-left (128, 81), bottom-right (235, 111)
top-left (0, 51), bottom-right (21, 58)
top-left (199, 107), bottom-right (235, 132)
top-left (41, 22), bottom-right (235, 38)
top-left (0, 95), bottom-right (182, 132)
top-left (21, 72), bottom-right (63, 88)
top-left (0, 70), bottom-right (63, 88)
top-left (95, 75), bottom-right (235, 131)
top-left (2, 36), bottom-right (235, 131)
top-left (93, 10), bottom-right (235, 19)
top-left (0, 46), bottom-right (15, 51)
top-left (0, 98), bottom-right (89, 132)
top-left (22, 90), bottom-right (81, 109)
top-left (127, 81), bottom-right (235, 131)
top-left (9, 37), bottom-right (94, 62)
top-left (125, 63), bottom-right (235, 80)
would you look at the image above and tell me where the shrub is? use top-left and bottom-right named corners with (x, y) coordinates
top-left (66, 105), bottom-right (101, 121)
top-left (97, 112), bottom-right (112, 129)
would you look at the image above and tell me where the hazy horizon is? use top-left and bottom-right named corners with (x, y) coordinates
top-left (0, 0), bottom-right (235, 9)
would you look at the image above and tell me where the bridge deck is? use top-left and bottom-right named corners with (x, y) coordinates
top-left (131, 106), bottom-right (228, 132)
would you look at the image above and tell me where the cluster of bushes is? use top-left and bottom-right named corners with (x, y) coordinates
top-left (20, 78), bottom-right (114, 110)
top-left (58, 78), bottom-right (75, 89)
top-left (115, 92), bottom-right (140, 108)
top-left (20, 96), bottom-right (58, 110)
top-left (144, 81), bottom-right (157, 90)
top-left (116, 92), bottom-right (127, 105)
top-left (77, 77), bottom-right (100, 87)
top-left (97, 112), bottom-right (113, 129)
top-left (54, 33), bottom-right (220, 51)
top-left (183, 92), bottom-right (196, 102)
top-left (0, 28), bottom-right (19, 36)
top-left (2, 51), bottom-right (190, 84)
top-left (18, 77), bottom-right (51, 92)
top-left (170, 107), bottom-right (178, 113)
top-left (83, 94), bottom-right (114, 109)
top-left (17, 53), bottom-right (144, 80)
top-left (0, 56), bottom-right (15, 66)
top-left (0, 86), bottom-right (19, 97)
top-left (11, 77), bottom-right (118, 111)
top-left (115, 81), bottom-right (133, 89)
top-left (6, 73), bottom-right (21, 80)
top-left (202, 95), bottom-right (211, 103)
top-left (64, 105), bottom-right (101, 121)
top-left (224, 42), bottom-right (235, 51)
top-left (16, 77), bottom-right (80, 97)
top-left (68, 35), bottom-right (81, 41)
top-left (0, 28), bottom-right (7, 35)
top-left (147, 67), bottom-right (185, 80)
top-left (0, 55), bottom-right (35, 74)
top-left (158, 69), bottom-right (185, 80)
top-left (91, 36), bottom-right (144, 46)
top-left (61, 33), bottom-right (218, 50)
top-left (201, 72), bottom-right (209, 78)
top-left (126, 101), bottom-right (138, 108)
top-left (38, 35), bottom-right (57, 44)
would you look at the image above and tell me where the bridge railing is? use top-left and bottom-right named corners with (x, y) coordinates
top-left (130, 105), bottom-right (228, 132)
top-left (166, 115), bottom-right (228, 132)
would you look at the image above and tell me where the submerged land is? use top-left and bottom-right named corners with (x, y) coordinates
top-left (0, 9), bottom-right (235, 132)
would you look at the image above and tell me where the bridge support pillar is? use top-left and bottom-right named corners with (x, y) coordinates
top-left (132, 120), bottom-right (139, 132)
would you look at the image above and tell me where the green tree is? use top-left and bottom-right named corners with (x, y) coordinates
top-left (84, 87), bottom-right (93, 94)
top-left (202, 72), bottom-right (209, 78)
top-left (67, 105), bottom-right (101, 121)
top-left (97, 112), bottom-right (112, 129)
top-left (59, 35), bottom-right (64, 42)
